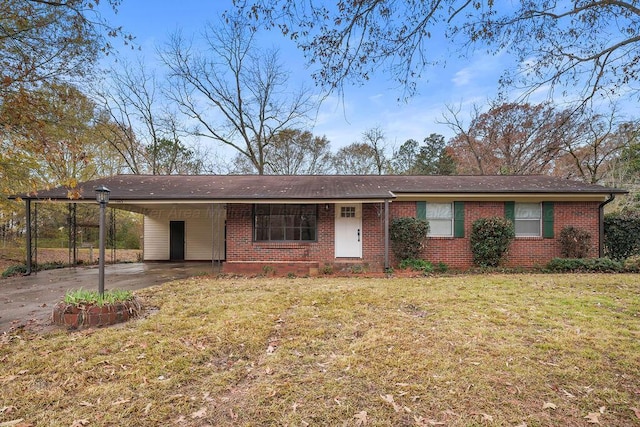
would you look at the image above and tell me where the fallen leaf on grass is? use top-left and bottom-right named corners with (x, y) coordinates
top-left (380, 394), bottom-right (401, 412)
top-left (111, 399), bottom-right (130, 406)
top-left (561, 389), bottom-right (575, 398)
top-left (144, 403), bottom-right (152, 414)
top-left (191, 407), bottom-right (206, 419)
top-left (480, 413), bottom-right (493, 422)
top-left (354, 411), bottom-right (368, 426)
top-left (631, 407), bottom-right (640, 419)
top-left (70, 420), bottom-right (89, 427)
top-left (542, 402), bottom-right (557, 410)
top-left (78, 401), bottom-right (93, 407)
top-left (585, 412), bottom-right (601, 424)
top-left (413, 415), bottom-right (445, 426)
top-left (0, 420), bottom-right (25, 427)
top-left (0, 407), bottom-right (17, 415)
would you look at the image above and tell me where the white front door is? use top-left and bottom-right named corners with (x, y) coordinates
top-left (335, 203), bottom-right (362, 258)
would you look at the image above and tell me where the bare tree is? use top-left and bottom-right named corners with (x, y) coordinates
top-left (332, 142), bottom-right (380, 175)
top-left (443, 102), bottom-right (574, 175)
top-left (233, 1), bottom-right (640, 103)
top-left (95, 57), bottom-right (210, 175)
top-left (264, 129), bottom-right (332, 175)
top-left (556, 108), bottom-right (639, 184)
top-left (160, 15), bottom-right (317, 175)
top-left (361, 126), bottom-right (390, 175)
top-left (1, 0), bottom-right (132, 96)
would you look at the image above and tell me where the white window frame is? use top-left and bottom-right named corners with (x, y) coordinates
top-left (514, 202), bottom-right (542, 237)
top-left (426, 202), bottom-right (453, 237)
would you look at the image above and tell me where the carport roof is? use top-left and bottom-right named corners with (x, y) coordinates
top-left (15, 174), bottom-right (626, 202)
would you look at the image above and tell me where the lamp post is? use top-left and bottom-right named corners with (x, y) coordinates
top-left (95, 185), bottom-right (110, 296)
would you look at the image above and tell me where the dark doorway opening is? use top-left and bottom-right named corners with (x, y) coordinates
top-left (170, 221), bottom-right (185, 261)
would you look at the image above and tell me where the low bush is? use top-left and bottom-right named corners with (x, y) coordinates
top-left (390, 217), bottom-right (429, 261)
top-left (559, 226), bottom-right (592, 258)
top-left (2, 264), bottom-right (27, 278)
top-left (399, 258), bottom-right (433, 273)
top-left (470, 217), bottom-right (515, 267)
top-left (1, 261), bottom-right (65, 278)
top-left (623, 255), bottom-right (640, 272)
top-left (546, 257), bottom-right (623, 273)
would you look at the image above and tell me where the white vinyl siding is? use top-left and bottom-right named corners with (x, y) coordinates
top-left (515, 203), bottom-right (541, 237)
top-left (143, 205), bottom-right (225, 261)
top-left (426, 202), bottom-right (453, 237)
top-left (143, 215), bottom-right (169, 260)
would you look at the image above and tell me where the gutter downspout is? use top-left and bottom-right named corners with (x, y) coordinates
top-left (25, 199), bottom-right (32, 275)
top-left (384, 198), bottom-right (390, 271)
top-left (598, 193), bottom-right (616, 258)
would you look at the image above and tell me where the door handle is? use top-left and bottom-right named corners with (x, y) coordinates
top-left (357, 229), bottom-right (360, 242)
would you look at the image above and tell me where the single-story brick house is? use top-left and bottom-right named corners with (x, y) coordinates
top-left (17, 174), bottom-right (625, 274)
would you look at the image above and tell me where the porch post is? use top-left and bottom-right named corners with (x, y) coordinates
top-left (25, 199), bottom-right (32, 275)
top-left (384, 198), bottom-right (390, 270)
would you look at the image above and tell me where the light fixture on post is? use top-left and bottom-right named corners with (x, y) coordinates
top-left (95, 185), bottom-right (110, 296)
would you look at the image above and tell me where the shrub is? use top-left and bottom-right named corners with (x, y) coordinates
top-left (434, 261), bottom-right (449, 273)
top-left (559, 226), bottom-right (592, 258)
top-left (399, 258), bottom-right (433, 273)
top-left (623, 255), bottom-right (640, 272)
top-left (2, 264), bottom-right (27, 278)
top-left (470, 217), bottom-right (515, 267)
top-left (546, 257), bottom-right (623, 273)
top-left (604, 210), bottom-right (640, 260)
top-left (1, 261), bottom-right (65, 278)
top-left (390, 217), bottom-right (429, 261)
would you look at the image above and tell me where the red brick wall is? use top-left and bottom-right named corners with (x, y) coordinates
top-left (389, 200), bottom-right (601, 269)
top-left (225, 203), bottom-right (335, 263)
top-left (223, 201), bottom-right (602, 272)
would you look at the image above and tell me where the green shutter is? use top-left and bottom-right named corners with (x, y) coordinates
top-left (542, 201), bottom-right (554, 238)
top-left (416, 201), bottom-right (426, 219)
top-left (504, 201), bottom-right (515, 223)
top-left (453, 201), bottom-right (465, 238)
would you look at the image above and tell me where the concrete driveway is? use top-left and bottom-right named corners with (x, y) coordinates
top-left (0, 262), bottom-right (217, 333)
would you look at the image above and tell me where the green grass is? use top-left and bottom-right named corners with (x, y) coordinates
top-left (1, 274), bottom-right (639, 426)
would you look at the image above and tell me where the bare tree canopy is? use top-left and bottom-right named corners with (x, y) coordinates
top-left (444, 102), bottom-right (575, 175)
top-left (333, 142), bottom-right (383, 175)
top-left (0, 0), bottom-right (132, 95)
top-left (555, 108), bottom-right (640, 184)
top-left (232, 0), bottom-right (640, 102)
top-left (160, 14), bottom-right (317, 175)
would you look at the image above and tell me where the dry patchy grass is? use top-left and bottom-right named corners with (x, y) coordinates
top-left (1, 274), bottom-right (639, 426)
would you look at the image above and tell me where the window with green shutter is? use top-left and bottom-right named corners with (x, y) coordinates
top-left (542, 202), bottom-right (554, 238)
top-left (416, 201), bottom-right (464, 237)
top-left (416, 201), bottom-right (426, 219)
top-left (454, 201), bottom-right (465, 238)
top-left (506, 202), bottom-right (552, 238)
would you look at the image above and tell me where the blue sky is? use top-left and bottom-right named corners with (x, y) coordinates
top-left (98, 1), bottom-right (538, 155)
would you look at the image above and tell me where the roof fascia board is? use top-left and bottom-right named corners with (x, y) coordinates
top-left (394, 193), bottom-right (613, 202)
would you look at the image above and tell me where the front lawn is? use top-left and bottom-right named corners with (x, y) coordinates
top-left (1, 274), bottom-right (639, 426)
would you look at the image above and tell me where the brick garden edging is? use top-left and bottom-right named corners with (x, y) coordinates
top-left (52, 298), bottom-right (142, 329)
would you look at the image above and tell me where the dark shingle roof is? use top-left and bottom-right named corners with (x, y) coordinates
top-left (15, 174), bottom-right (625, 202)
